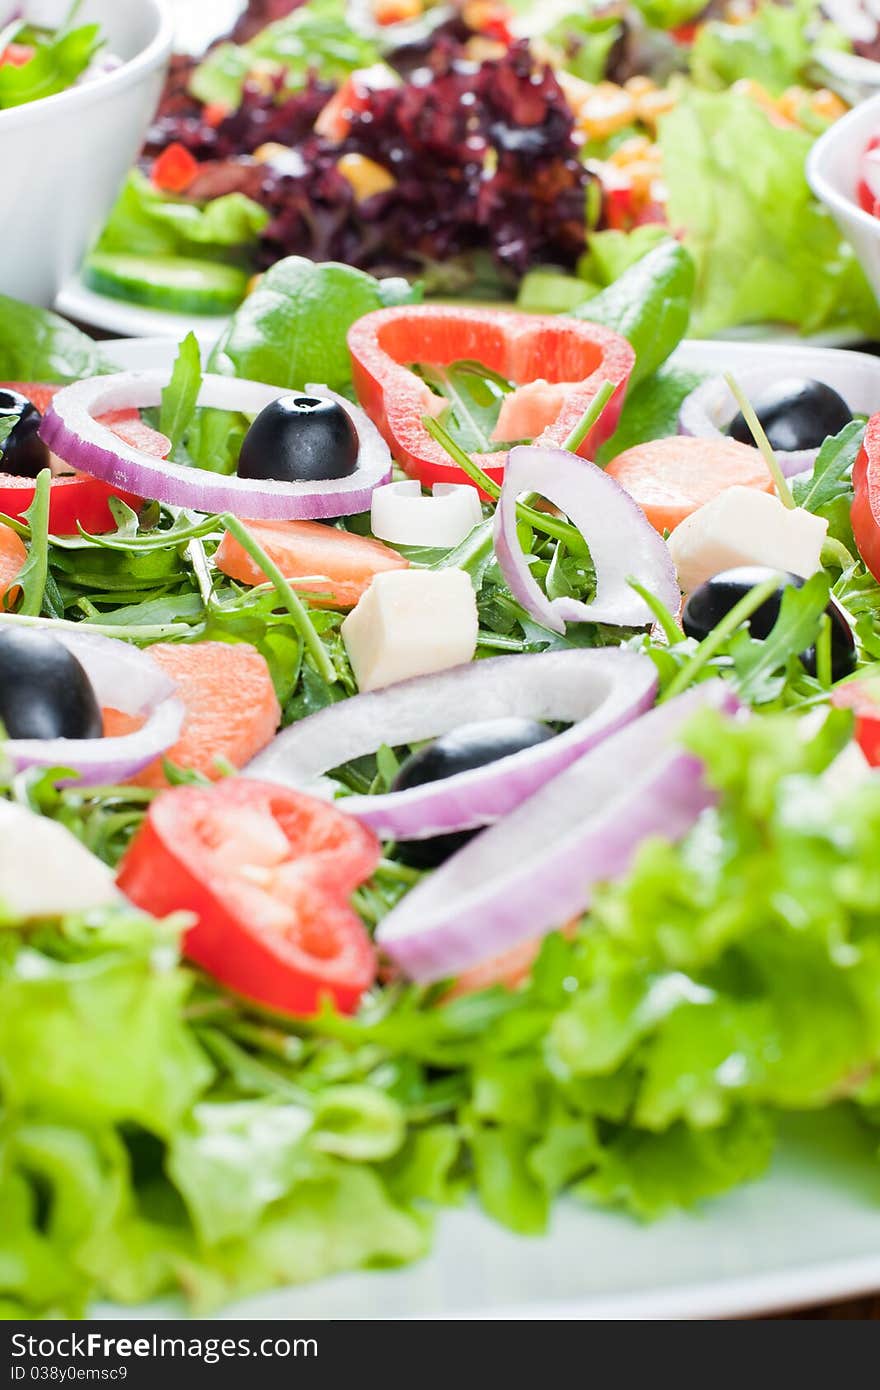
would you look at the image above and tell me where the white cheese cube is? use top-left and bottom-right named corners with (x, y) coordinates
top-left (668, 486), bottom-right (828, 595)
top-left (0, 801), bottom-right (117, 921)
top-left (341, 568), bottom-right (478, 691)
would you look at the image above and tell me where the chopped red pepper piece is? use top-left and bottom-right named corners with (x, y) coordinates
top-left (853, 413), bottom-right (880, 582)
top-left (117, 780), bottom-right (380, 1017)
top-left (151, 142), bottom-right (200, 194)
top-left (831, 677), bottom-right (880, 766)
top-left (347, 306), bottom-right (635, 492)
top-left (0, 43), bottom-right (35, 67)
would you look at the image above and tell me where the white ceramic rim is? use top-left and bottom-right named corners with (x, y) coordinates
top-left (0, 0), bottom-right (174, 131)
top-left (807, 88), bottom-right (880, 238)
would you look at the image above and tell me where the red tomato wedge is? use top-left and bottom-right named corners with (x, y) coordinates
top-left (853, 413), bottom-right (880, 583)
top-left (215, 518), bottom-right (409, 609)
top-left (0, 522), bottom-right (26, 607)
top-left (117, 779), bottom-right (380, 1017)
top-left (831, 678), bottom-right (880, 766)
top-left (347, 306), bottom-right (635, 494)
top-left (103, 641), bottom-right (281, 788)
top-left (604, 435), bottom-right (773, 533)
top-left (0, 384), bottom-right (170, 535)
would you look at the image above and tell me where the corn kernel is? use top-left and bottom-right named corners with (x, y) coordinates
top-left (624, 76), bottom-right (656, 97)
top-left (253, 142), bottom-right (291, 165)
top-left (556, 69), bottom-right (594, 117)
top-left (811, 87), bottom-right (848, 123)
top-left (627, 159), bottom-right (663, 198)
top-left (578, 82), bottom-right (638, 140)
top-left (608, 135), bottom-right (655, 167)
top-left (731, 78), bottom-right (777, 116)
top-left (464, 36), bottom-right (508, 62)
top-left (373, 0), bottom-right (422, 21)
top-left (634, 87), bottom-right (677, 127)
top-left (337, 152), bottom-right (397, 201)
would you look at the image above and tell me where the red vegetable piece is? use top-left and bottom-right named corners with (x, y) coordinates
top-left (831, 677), bottom-right (880, 766)
top-left (152, 142), bottom-right (200, 193)
top-left (853, 413), bottom-right (880, 582)
top-left (347, 306), bottom-right (635, 494)
top-left (0, 43), bottom-right (35, 67)
top-left (117, 780), bottom-right (380, 1017)
top-left (0, 383), bottom-right (159, 535)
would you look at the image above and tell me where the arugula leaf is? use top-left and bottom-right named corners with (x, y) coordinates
top-left (8, 471), bottom-right (51, 617)
top-left (598, 363), bottom-right (706, 463)
top-left (415, 360), bottom-right (512, 454)
top-left (571, 239), bottom-right (695, 386)
top-left (793, 419), bottom-right (865, 513)
top-left (159, 333), bottom-right (203, 456)
top-left (209, 256), bottom-right (420, 395)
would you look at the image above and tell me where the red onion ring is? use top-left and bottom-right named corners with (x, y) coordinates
top-left (0, 620), bottom-right (184, 786)
top-left (494, 444), bottom-right (680, 634)
top-left (375, 681), bottom-right (739, 983)
top-left (40, 373), bottom-right (393, 520)
top-left (246, 648), bottom-right (658, 839)
top-left (679, 351), bottom-right (880, 478)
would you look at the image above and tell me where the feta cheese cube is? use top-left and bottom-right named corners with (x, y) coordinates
top-left (668, 486), bottom-right (828, 595)
top-left (341, 568), bottom-right (478, 692)
top-left (0, 801), bottom-right (117, 921)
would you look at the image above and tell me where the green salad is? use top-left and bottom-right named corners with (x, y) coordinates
top-left (0, 0), bottom-right (115, 111)
top-left (2, 240), bottom-right (880, 1319)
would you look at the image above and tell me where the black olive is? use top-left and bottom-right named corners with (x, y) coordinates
top-left (0, 629), bottom-right (103, 740)
top-left (390, 717), bottom-right (556, 869)
top-left (237, 395), bottom-right (359, 483)
top-left (0, 388), bottom-right (50, 479)
top-left (726, 378), bottom-right (852, 454)
top-left (682, 566), bottom-right (856, 681)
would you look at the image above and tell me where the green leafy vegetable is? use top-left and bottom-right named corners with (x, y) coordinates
top-left (690, 0), bottom-right (849, 98)
top-left (208, 255), bottom-right (420, 395)
top-left (660, 90), bottom-right (880, 337)
top-left (96, 171), bottom-right (269, 261)
top-left (0, 295), bottom-right (112, 383)
top-left (159, 333), bottom-right (203, 455)
top-left (571, 239), bottom-right (695, 386)
top-left (189, 0), bottom-right (381, 110)
top-left (0, 14), bottom-right (102, 110)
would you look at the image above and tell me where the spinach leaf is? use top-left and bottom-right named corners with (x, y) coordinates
top-left (0, 296), bottom-right (113, 383)
top-left (160, 333), bottom-right (203, 457)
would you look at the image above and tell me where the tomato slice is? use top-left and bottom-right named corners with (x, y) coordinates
top-left (831, 677), bottom-right (880, 766)
top-left (853, 413), bottom-right (880, 583)
top-left (347, 306), bottom-right (634, 494)
top-left (117, 780), bottom-right (380, 1017)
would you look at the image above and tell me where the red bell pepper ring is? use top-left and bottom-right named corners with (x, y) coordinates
top-left (117, 780), bottom-right (380, 1018)
top-left (852, 413), bottom-right (880, 583)
top-left (347, 306), bottom-right (635, 492)
top-left (831, 677), bottom-right (880, 766)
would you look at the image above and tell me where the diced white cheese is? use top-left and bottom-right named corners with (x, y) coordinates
top-left (371, 480), bottom-right (482, 548)
top-left (341, 568), bottom-right (478, 692)
top-left (668, 486), bottom-right (828, 595)
top-left (0, 800), bottom-right (117, 921)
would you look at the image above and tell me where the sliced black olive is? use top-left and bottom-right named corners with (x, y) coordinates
top-left (0, 629), bottom-right (103, 740)
top-left (237, 395), bottom-right (359, 483)
top-left (682, 565), bottom-right (856, 681)
top-left (726, 378), bottom-right (852, 454)
top-left (390, 717), bottom-right (556, 869)
top-left (0, 388), bottom-right (50, 479)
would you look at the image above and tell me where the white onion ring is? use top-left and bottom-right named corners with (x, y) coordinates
top-left (0, 619), bottom-right (183, 786)
top-left (494, 444), bottom-right (681, 634)
top-left (40, 373), bottom-right (393, 520)
top-left (376, 681), bottom-right (739, 983)
top-left (679, 352), bottom-right (880, 477)
top-left (246, 648), bottom-right (658, 839)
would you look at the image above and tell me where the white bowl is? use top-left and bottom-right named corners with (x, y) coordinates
top-left (0, 0), bottom-right (173, 307)
top-left (808, 90), bottom-right (880, 305)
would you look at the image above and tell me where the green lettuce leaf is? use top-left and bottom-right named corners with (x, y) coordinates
top-left (190, 0), bottom-right (381, 110)
top-left (690, 0), bottom-right (849, 97)
top-left (0, 295), bottom-right (113, 382)
top-left (96, 171), bottom-right (269, 260)
top-left (660, 90), bottom-right (880, 336)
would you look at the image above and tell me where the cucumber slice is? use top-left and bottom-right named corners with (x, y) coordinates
top-left (84, 253), bottom-right (249, 314)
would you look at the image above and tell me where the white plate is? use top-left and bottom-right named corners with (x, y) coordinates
top-left (94, 335), bottom-right (880, 1321)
